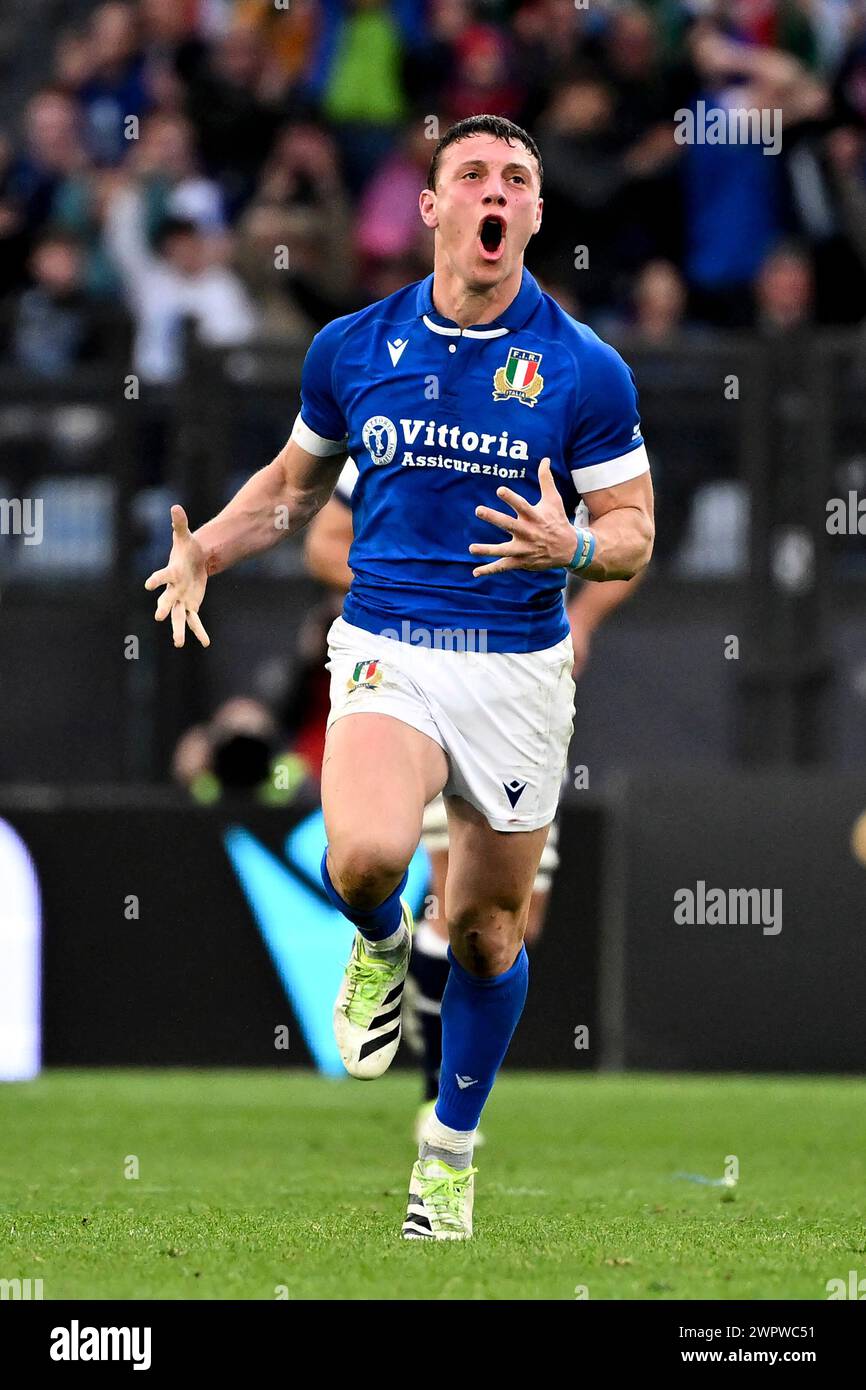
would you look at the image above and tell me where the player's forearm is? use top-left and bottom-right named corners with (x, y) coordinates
top-left (193, 459), bottom-right (330, 577)
top-left (579, 505), bottom-right (654, 581)
top-left (567, 567), bottom-right (644, 627)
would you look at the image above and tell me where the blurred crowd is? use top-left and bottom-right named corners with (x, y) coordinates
top-left (2, 0), bottom-right (866, 385)
top-left (1, 0), bottom-right (866, 586)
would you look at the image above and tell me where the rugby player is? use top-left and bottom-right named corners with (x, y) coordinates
top-left (305, 464), bottom-right (644, 1143)
top-left (146, 114), bottom-right (654, 1240)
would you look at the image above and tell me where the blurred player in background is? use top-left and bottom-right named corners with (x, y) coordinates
top-left (305, 459), bottom-right (643, 1141)
top-left (146, 115), bottom-right (653, 1240)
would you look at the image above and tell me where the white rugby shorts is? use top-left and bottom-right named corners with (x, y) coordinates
top-left (325, 615), bottom-right (575, 832)
top-left (421, 794), bottom-right (560, 890)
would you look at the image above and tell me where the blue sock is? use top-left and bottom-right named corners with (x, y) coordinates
top-left (320, 847), bottom-right (407, 942)
top-left (436, 945), bottom-right (529, 1131)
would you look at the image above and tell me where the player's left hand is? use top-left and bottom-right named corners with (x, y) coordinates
top-left (469, 457), bottom-right (579, 577)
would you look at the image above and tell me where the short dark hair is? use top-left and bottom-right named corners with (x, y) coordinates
top-left (426, 115), bottom-right (543, 193)
top-left (155, 215), bottom-right (199, 250)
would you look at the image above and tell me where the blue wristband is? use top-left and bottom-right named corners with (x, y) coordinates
top-left (567, 526), bottom-right (596, 572)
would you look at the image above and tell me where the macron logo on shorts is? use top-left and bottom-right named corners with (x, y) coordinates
top-left (503, 779), bottom-right (527, 808)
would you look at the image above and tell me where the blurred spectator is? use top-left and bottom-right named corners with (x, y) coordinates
top-left (441, 23), bottom-right (525, 124)
top-left (63, 1), bottom-right (152, 166)
top-left (511, 0), bottom-right (590, 126)
top-left (133, 0), bottom-right (209, 117)
top-left (234, 0), bottom-right (321, 88)
top-left (609, 257), bottom-right (711, 355)
top-left (598, 5), bottom-right (682, 269)
top-left (49, 111), bottom-right (226, 299)
top-left (242, 119), bottom-right (358, 325)
top-left (404, 0), bottom-right (474, 114)
top-left (754, 244), bottom-right (815, 333)
top-left (601, 5), bottom-right (675, 146)
top-left (4, 90), bottom-right (87, 239)
top-left (235, 198), bottom-right (360, 335)
top-left (631, 258), bottom-right (691, 343)
top-left (181, 23), bottom-right (286, 214)
top-left (103, 179), bottom-right (257, 382)
top-left (127, 111), bottom-right (226, 229)
top-left (355, 123), bottom-right (432, 266)
top-left (534, 75), bottom-right (635, 305)
top-left (172, 697), bottom-right (311, 804)
top-left (7, 228), bottom-right (125, 377)
top-left (312, 0), bottom-right (420, 195)
top-left (234, 202), bottom-right (321, 337)
top-left (680, 23), bottom-right (829, 327)
top-left (256, 119), bottom-right (346, 215)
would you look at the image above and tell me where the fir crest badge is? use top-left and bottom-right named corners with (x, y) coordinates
top-left (493, 347), bottom-right (544, 407)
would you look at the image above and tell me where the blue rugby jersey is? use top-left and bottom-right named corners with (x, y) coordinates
top-left (291, 267), bottom-right (648, 654)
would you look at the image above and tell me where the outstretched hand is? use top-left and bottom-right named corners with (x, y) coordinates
top-left (144, 505), bottom-right (210, 648)
top-left (469, 457), bottom-right (577, 577)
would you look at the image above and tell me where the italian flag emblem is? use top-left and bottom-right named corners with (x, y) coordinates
top-left (347, 658), bottom-right (384, 693)
top-left (493, 347), bottom-right (544, 406)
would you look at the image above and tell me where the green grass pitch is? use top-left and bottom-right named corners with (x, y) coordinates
top-left (1, 1070), bottom-right (863, 1300)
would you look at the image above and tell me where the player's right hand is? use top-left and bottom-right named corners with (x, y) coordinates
top-left (144, 504), bottom-right (210, 649)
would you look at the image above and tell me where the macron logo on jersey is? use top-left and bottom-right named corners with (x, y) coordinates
top-left (387, 338), bottom-right (409, 367)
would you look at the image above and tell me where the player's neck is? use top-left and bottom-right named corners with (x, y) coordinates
top-left (430, 261), bottom-right (524, 328)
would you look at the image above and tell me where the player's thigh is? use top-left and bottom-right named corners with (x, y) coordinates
top-left (322, 712), bottom-right (448, 870)
top-left (443, 794), bottom-right (551, 963)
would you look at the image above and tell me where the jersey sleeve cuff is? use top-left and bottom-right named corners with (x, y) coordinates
top-left (334, 458), bottom-right (358, 505)
top-left (571, 442), bottom-right (649, 494)
top-left (291, 412), bottom-right (348, 457)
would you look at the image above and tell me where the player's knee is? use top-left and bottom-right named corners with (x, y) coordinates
top-left (330, 836), bottom-right (410, 910)
top-left (449, 904), bottom-right (525, 977)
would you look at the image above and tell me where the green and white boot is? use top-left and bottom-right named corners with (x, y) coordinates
top-left (401, 1157), bottom-right (477, 1240)
top-left (333, 902), bottom-right (413, 1079)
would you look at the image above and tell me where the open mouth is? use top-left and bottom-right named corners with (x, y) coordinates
top-left (477, 214), bottom-right (506, 260)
